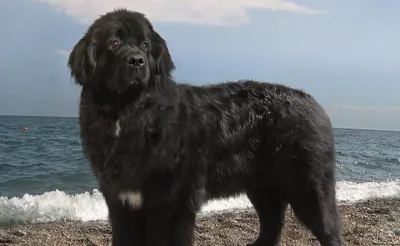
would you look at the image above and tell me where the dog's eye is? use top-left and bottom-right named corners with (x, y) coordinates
top-left (109, 40), bottom-right (119, 48)
top-left (141, 41), bottom-right (148, 49)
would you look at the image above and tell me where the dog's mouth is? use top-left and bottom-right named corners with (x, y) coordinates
top-left (129, 77), bottom-right (141, 85)
top-left (124, 66), bottom-right (143, 84)
top-left (110, 61), bottom-right (149, 92)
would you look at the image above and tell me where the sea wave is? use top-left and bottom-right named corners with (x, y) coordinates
top-left (1, 180), bottom-right (399, 225)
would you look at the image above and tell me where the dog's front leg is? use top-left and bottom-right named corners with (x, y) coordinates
top-left (106, 197), bottom-right (146, 246)
top-left (145, 204), bottom-right (197, 246)
top-left (167, 203), bottom-right (197, 246)
top-left (145, 208), bottom-right (170, 246)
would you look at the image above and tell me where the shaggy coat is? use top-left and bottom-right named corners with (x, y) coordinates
top-left (68, 8), bottom-right (342, 246)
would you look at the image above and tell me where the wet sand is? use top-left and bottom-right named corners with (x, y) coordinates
top-left (1, 198), bottom-right (399, 246)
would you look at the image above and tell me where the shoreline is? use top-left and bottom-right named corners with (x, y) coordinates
top-left (1, 198), bottom-right (399, 246)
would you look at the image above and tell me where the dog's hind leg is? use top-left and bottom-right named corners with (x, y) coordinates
top-left (288, 159), bottom-right (342, 246)
top-left (246, 187), bottom-right (288, 246)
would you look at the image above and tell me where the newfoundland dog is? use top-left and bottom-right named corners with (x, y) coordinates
top-left (68, 8), bottom-right (342, 246)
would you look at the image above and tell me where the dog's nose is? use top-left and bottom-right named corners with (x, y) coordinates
top-left (126, 54), bottom-right (145, 68)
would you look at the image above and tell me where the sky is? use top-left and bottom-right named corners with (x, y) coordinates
top-left (0, 0), bottom-right (399, 131)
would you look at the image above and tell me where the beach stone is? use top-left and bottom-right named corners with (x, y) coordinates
top-left (0, 230), bottom-right (16, 243)
top-left (11, 229), bottom-right (26, 237)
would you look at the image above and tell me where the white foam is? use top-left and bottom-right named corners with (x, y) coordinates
top-left (336, 180), bottom-right (400, 203)
top-left (0, 189), bottom-right (108, 224)
top-left (0, 180), bottom-right (399, 224)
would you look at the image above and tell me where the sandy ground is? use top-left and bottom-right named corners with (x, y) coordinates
top-left (1, 198), bottom-right (399, 246)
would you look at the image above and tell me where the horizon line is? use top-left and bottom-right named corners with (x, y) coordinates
top-left (1, 114), bottom-right (399, 132)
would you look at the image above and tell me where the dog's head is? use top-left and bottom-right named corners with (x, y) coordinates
top-left (68, 9), bottom-right (175, 93)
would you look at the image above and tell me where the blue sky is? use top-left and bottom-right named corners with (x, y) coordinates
top-left (1, 0), bottom-right (399, 130)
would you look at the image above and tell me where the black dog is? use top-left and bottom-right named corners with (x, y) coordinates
top-left (68, 8), bottom-right (342, 246)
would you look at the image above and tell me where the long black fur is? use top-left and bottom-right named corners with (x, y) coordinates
top-left (68, 8), bottom-right (343, 246)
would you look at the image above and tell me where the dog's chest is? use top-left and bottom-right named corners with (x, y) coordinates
top-left (113, 119), bottom-right (122, 137)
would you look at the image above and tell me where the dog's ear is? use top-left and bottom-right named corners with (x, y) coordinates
top-left (68, 35), bottom-right (97, 86)
top-left (152, 31), bottom-right (175, 75)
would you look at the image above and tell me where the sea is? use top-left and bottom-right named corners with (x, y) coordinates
top-left (0, 115), bottom-right (399, 225)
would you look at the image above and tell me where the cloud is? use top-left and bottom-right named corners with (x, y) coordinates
top-left (56, 49), bottom-right (71, 58)
top-left (34, 0), bottom-right (322, 26)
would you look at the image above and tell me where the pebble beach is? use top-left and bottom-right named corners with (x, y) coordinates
top-left (1, 198), bottom-right (399, 246)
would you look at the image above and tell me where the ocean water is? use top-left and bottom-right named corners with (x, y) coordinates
top-left (0, 115), bottom-right (399, 225)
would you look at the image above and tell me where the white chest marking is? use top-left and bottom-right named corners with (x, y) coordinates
top-left (119, 191), bottom-right (143, 209)
top-left (114, 120), bottom-right (121, 137)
